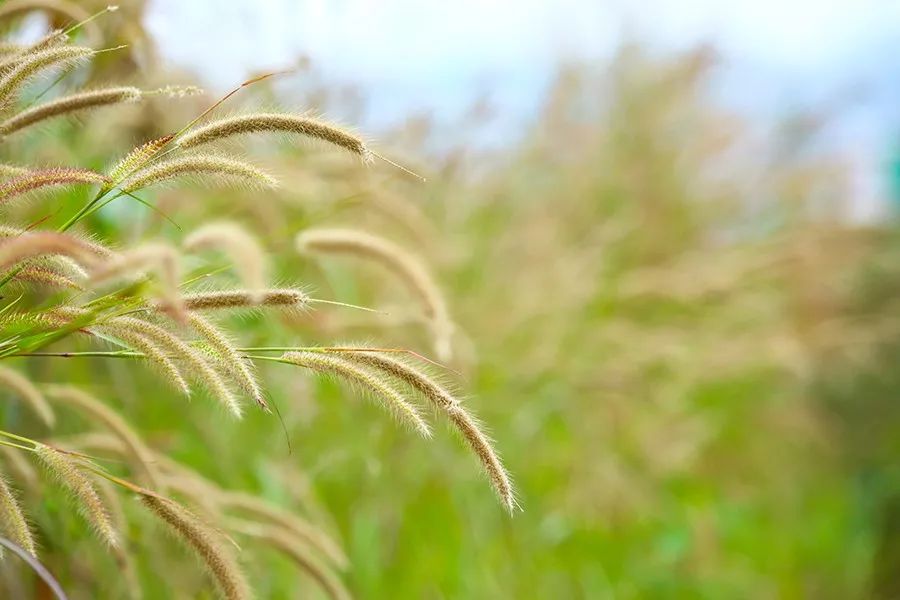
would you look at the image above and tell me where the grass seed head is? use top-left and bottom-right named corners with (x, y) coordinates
top-left (180, 288), bottom-right (309, 312)
top-left (282, 350), bottom-right (431, 437)
top-left (12, 265), bottom-right (82, 289)
top-left (0, 86), bottom-right (142, 136)
top-left (93, 322), bottom-right (191, 397)
top-left (0, 45), bottom-right (93, 108)
top-left (184, 223), bottom-right (268, 303)
top-left (120, 154), bottom-right (277, 192)
top-left (139, 493), bottom-right (251, 600)
top-left (296, 228), bottom-right (453, 360)
top-left (0, 167), bottom-right (107, 203)
top-left (107, 134), bottom-right (174, 183)
top-left (103, 316), bottom-right (243, 418)
top-left (44, 385), bottom-right (161, 489)
top-left (0, 472), bottom-right (36, 557)
top-left (35, 443), bottom-right (118, 547)
top-left (336, 350), bottom-right (515, 511)
top-left (188, 313), bottom-right (267, 411)
top-left (0, 365), bottom-right (55, 427)
top-left (176, 113), bottom-right (370, 162)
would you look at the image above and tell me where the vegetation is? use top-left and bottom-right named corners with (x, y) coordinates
top-left (0, 3), bottom-right (896, 599)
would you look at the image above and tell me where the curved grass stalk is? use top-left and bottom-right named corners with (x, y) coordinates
top-left (139, 493), bottom-right (250, 600)
top-left (217, 491), bottom-right (347, 569)
top-left (296, 228), bottom-right (454, 360)
top-left (188, 313), bottom-right (267, 411)
top-left (0, 536), bottom-right (67, 600)
top-left (184, 223), bottom-right (268, 303)
top-left (176, 113), bottom-right (371, 162)
top-left (279, 351), bottom-right (430, 437)
top-left (0, 86), bottom-right (142, 136)
top-left (35, 443), bottom-right (118, 547)
top-left (0, 167), bottom-right (107, 203)
top-left (43, 385), bottom-right (161, 488)
top-left (120, 154), bottom-right (277, 193)
top-left (333, 350), bottom-right (515, 511)
top-left (0, 365), bottom-right (55, 427)
top-left (0, 45), bottom-right (92, 107)
top-left (231, 520), bottom-right (350, 600)
top-left (101, 316), bottom-right (241, 417)
top-left (0, 472), bottom-right (36, 556)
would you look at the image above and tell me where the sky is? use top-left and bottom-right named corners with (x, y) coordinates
top-left (144, 0), bottom-right (900, 212)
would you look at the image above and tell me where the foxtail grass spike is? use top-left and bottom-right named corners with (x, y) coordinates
top-left (0, 45), bottom-right (93, 107)
top-left (44, 385), bottom-right (161, 489)
top-left (35, 443), bottom-right (118, 547)
top-left (0, 86), bottom-right (141, 136)
top-left (120, 154), bottom-right (277, 192)
top-left (93, 322), bottom-right (191, 397)
top-left (104, 316), bottom-right (242, 418)
top-left (184, 223), bottom-right (268, 303)
top-left (176, 113), bottom-right (371, 162)
top-left (0, 167), bottom-right (107, 203)
top-left (0, 365), bottom-right (55, 427)
top-left (188, 313), bottom-right (267, 411)
top-left (282, 350), bottom-right (430, 437)
top-left (139, 493), bottom-right (250, 600)
top-left (296, 228), bottom-right (453, 361)
top-left (0, 472), bottom-right (36, 557)
top-left (107, 134), bottom-right (174, 183)
top-left (337, 350), bottom-right (515, 511)
top-left (180, 288), bottom-right (308, 312)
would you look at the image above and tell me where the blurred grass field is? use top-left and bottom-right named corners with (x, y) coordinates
top-left (1, 4), bottom-right (900, 599)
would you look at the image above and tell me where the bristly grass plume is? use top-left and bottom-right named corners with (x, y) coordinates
top-left (0, 19), bottom-right (514, 598)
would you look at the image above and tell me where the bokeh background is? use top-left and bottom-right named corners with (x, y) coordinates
top-left (3, 0), bottom-right (900, 598)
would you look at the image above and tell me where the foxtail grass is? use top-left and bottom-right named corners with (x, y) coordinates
top-left (44, 385), bottom-right (161, 488)
top-left (184, 223), bottom-right (268, 302)
top-left (92, 321), bottom-right (192, 397)
top-left (232, 520), bottom-right (351, 600)
top-left (0, 472), bottom-right (36, 556)
top-left (35, 443), bottom-right (118, 547)
top-left (334, 350), bottom-right (515, 511)
top-left (139, 493), bottom-right (250, 600)
top-left (106, 134), bottom-right (174, 184)
top-left (100, 316), bottom-right (242, 417)
top-left (0, 86), bottom-right (142, 136)
top-left (188, 313), bottom-right (267, 411)
top-left (120, 154), bottom-right (277, 192)
top-left (12, 265), bottom-right (81, 289)
top-left (0, 167), bottom-right (107, 202)
top-left (0, 45), bottom-right (92, 107)
top-left (296, 228), bottom-right (453, 360)
top-left (180, 288), bottom-right (308, 312)
top-left (0, 366), bottom-right (55, 427)
top-left (281, 350), bottom-right (430, 437)
top-left (176, 113), bottom-right (371, 162)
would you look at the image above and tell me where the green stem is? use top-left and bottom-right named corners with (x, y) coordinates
top-left (0, 430), bottom-right (37, 448)
top-left (8, 351), bottom-right (142, 358)
top-left (0, 439), bottom-right (33, 452)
